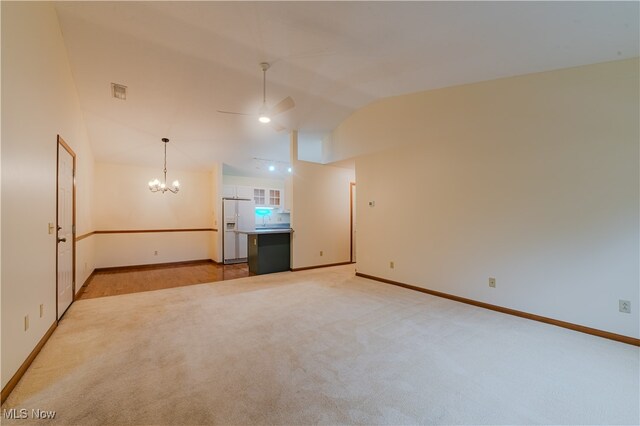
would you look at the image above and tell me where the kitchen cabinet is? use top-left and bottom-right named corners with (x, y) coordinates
top-left (225, 184), bottom-right (285, 210)
top-left (223, 185), bottom-right (253, 199)
top-left (247, 230), bottom-right (291, 274)
top-left (253, 187), bottom-right (282, 209)
top-left (268, 189), bottom-right (281, 206)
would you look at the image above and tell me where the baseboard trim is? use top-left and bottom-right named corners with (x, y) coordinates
top-left (1, 321), bottom-right (57, 403)
top-left (75, 231), bottom-right (95, 241)
top-left (94, 228), bottom-right (217, 234)
top-left (356, 272), bottom-right (639, 347)
top-left (76, 270), bottom-right (96, 298)
top-left (95, 259), bottom-right (216, 273)
top-left (291, 261), bottom-right (354, 272)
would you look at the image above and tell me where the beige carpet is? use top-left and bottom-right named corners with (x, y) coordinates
top-left (2, 265), bottom-right (639, 425)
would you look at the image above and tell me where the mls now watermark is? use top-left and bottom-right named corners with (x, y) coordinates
top-left (3, 408), bottom-right (56, 420)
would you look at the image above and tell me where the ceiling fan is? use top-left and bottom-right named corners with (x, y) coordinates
top-left (217, 62), bottom-right (295, 132)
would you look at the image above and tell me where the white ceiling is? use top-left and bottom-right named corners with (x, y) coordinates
top-left (55, 1), bottom-right (639, 174)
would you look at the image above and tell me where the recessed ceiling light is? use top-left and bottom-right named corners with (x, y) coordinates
top-left (111, 83), bottom-right (127, 100)
top-left (268, 165), bottom-right (275, 172)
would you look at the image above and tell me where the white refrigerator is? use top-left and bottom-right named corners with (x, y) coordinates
top-left (223, 198), bottom-right (255, 264)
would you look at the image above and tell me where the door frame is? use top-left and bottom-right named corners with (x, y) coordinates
top-left (350, 182), bottom-right (356, 263)
top-left (56, 135), bottom-right (76, 320)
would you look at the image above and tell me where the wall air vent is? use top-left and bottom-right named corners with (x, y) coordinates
top-left (111, 83), bottom-right (127, 100)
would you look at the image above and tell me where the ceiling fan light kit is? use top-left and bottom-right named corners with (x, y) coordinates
top-left (149, 138), bottom-right (180, 194)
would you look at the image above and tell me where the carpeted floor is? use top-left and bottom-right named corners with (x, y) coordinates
top-left (2, 265), bottom-right (639, 425)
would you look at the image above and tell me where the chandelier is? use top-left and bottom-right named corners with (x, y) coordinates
top-left (149, 138), bottom-right (180, 193)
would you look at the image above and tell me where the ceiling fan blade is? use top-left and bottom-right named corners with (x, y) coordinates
top-left (269, 96), bottom-right (295, 117)
top-left (270, 122), bottom-right (287, 132)
top-left (217, 110), bottom-right (254, 116)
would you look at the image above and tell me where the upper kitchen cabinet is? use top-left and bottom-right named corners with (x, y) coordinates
top-left (253, 188), bottom-right (266, 205)
top-left (268, 189), bottom-right (281, 207)
top-left (223, 185), bottom-right (253, 199)
top-left (254, 187), bottom-right (281, 209)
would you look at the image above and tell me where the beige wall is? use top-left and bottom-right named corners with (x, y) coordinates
top-left (94, 232), bottom-right (212, 268)
top-left (210, 163), bottom-right (223, 262)
top-left (291, 155), bottom-right (354, 269)
top-left (93, 163), bottom-right (214, 268)
top-left (1, 2), bottom-right (95, 388)
top-left (334, 59), bottom-right (639, 338)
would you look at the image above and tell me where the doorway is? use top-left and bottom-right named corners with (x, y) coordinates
top-left (57, 135), bottom-right (76, 319)
top-left (350, 182), bottom-right (356, 263)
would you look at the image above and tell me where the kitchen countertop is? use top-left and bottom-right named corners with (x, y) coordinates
top-left (236, 228), bottom-right (292, 235)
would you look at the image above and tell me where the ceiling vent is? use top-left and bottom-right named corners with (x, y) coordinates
top-left (111, 83), bottom-right (127, 100)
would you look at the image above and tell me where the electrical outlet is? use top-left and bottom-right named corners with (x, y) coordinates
top-left (25, 315), bottom-right (29, 331)
top-left (154, 250), bottom-right (158, 256)
top-left (390, 261), bottom-right (395, 269)
top-left (320, 251), bottom-right (323, 256)
top-left (619, 300), bottom-right (631, 314)
top-left (40, 304), bottom-right (44, 318)
top-left (489, 277), bottom-right (496, 288)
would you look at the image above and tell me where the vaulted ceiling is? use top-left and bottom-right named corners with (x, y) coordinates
top-left (55, 1), bottom-right (639, 174)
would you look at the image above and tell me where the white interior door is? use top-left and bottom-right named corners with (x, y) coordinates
top-left (57, 144), bottom-right (74, 319)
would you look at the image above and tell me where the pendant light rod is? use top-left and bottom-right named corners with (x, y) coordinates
top-left (149, 137), bottom-right (180, 194)
top-left (258, 63), bottom-right (271, 124)
top-left (163, 138), bottom-right (168, 183)
top-left (260, 62), bottom-right (270, 105)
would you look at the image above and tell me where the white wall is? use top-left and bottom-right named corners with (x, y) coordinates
top-left (76, 237), bottom-right (95, 288)
top-left (298, 138), bottom-right (323, 163)
top-left (291, 134), bottom-right (355, 269)
top-left (1, 2), bottom-right (95, 388)
top-left (223, 174), bottom-right (284, 191)
top-left (93, 163), bottom-right (214, 268)
top-left (334, 59), bottom-right (639, 338)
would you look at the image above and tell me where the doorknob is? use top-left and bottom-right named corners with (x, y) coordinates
top-left (57, 237), bottom-right (66, 243)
